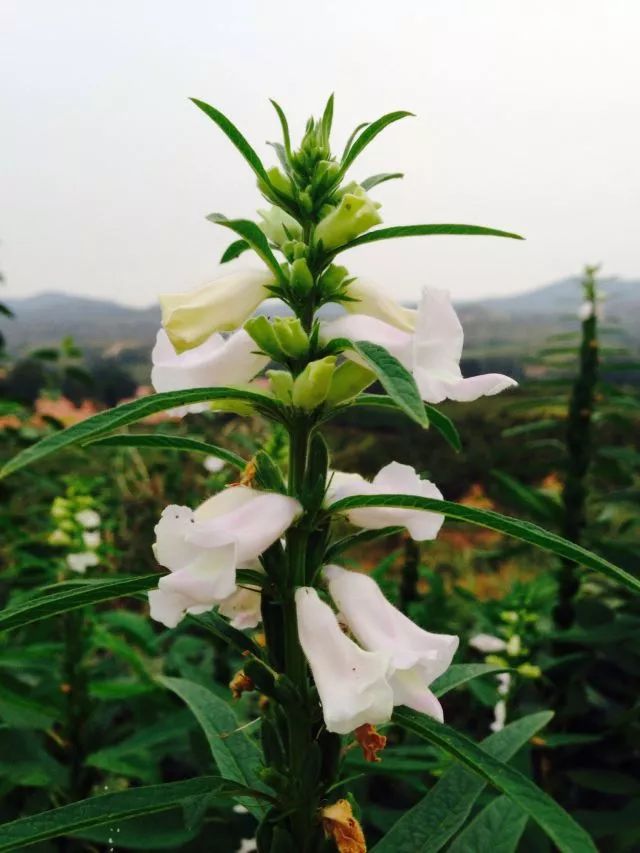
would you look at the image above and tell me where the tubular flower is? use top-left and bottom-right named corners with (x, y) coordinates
top-left (159, 269), bottom-right (275, 353)
top-left (295, 587), bottom-right (393, 734)
top-left (148, 488), bottom-right (301, 628)
top-left (151, 328), bottom-right (269, 403)
top-left (326, 461), bottom-right (445, 541)
top-left (322, 287), bottom-right (517, 404)
top-left (325, 565), bottom-right (459, 722)
top-left (345, 278), bottom-right (416, 332)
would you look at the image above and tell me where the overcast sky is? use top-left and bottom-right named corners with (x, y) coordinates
top-left (1, 0), bottom-right (638, 307)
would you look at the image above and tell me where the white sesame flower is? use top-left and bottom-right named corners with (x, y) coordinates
top-left (67, 552), bottom-right (100, 574)
top-left (469, 633), bottom-right (508, 654)
top-left (75, 509), bottom-right (101, 529)
top-left (326, 462), bottom-right (444, 541)
top-left (324, 565), bottom-right (458, 722)
top-left (322, 287), bottom-right (517, 404)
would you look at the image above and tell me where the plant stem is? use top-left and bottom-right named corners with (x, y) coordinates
top-left (554, 267), bottom-right (599, 629)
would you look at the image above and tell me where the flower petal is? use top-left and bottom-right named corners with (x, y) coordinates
top-left (296, 587), bottom-right (393, 734)
top-left (159, 542), bottom-right (238, 603)
top-left (160, 269), bottom-right (274, 352)
top-left (320, 314), bottom-right (412, 366)
top-left (345, 278), bottom-right (416, 332)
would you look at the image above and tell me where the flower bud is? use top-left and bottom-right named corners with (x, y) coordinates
top-left (325, 362), bottom-right (376, 406)
top-left (244, 316), bottom-right (283, 360)
top-left (257, 206), bottom-right (302, 246)
top-left (272, 317), bottom-right (310, 359)
top-left (51, 497), bottom-right (71, 520)
top-left (289, 258), bottom-right (314, 296)
top-left (313, 159), bottom-right (340, 192)
top-left (48, 529), bottom-right (71, 547)
top-left (298, 190), bottom-right (313, 214)
top-left (265, 166), bottom-right (293, 197)
top-left (268, 370), bottom-right (294, 403)
top-left (318, 264), bottom-right (349, 299)
top-left (292, 356), bottom-right (336, 410)
top-left (315, 186), bottom-right (382, 250)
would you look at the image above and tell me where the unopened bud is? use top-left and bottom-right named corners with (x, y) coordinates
top-left (326, 362), bottom-right (376, 406)
top-left (298, 190), bottom-right (313, 214)
top-left (266, 166), bottom-right (293, 196)
top-left (318, 264), bottom-right (349, 298)
top-left (272, 317), bottom-right (310, 359)
top-left (289, 258), bottom-right (314, 296)
top-left (268, 370), bottom-right (294, 403)
top-left (244, 316), bottom-right (282, 360)
top-left (292, 356), bottom-right (337, 410)
top-left (257, 206), bottom-right (302, 246)
top-left (315, 185), bottom-right (382, 250)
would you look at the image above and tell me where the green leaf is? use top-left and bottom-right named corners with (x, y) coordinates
top-left (189, 610), bottom-right (262, 657)
top-left (159, 677), bottom-right (268, 818)
top-left (333, 223), bottom-right (524, 256)
top-left (270, 99), bottom-right (292, 160)
top-left (348, 340), bottom-right (428, 428)
top-left (447, 795), bottom-right (528, 853)
top-left (0, 303), bottom-right (15, 319)
top-left (0, 387), bottom-right (279, 480)
top-left (0, 777), bottom-right (229, 851)
top-left (0, 575), bottom-right (158, 632)
top-left (190, 98), bottom-right (272, 185)
top-left (393, 708), bottom-right (596, 853)
top-left (327, 494), bottom-right (640, 594)
top-left (206, 214), bottom-right (287, 285)
top-left (491, 470), bottom-right (562, 523)
top-left (88, 433), bottom-right (246, 469)
top-left (431, 664), bottom-right (510, 698)
top-left (372, 712), bottom-right (553, 853)
top-left (502, 419), bottom-right (558, 438)
top-left (360, 172), bottom-right (404, 191)
top-left (320, 92), bottom-right (335, 145)
top-left (325, 526), bottom-right (404, 562)
top-left (220, 238), bottom-right (250, 263)
top-left (340, 111), bottom-right (414, 175)
top-left (353, 394), bottom-right (462, 451)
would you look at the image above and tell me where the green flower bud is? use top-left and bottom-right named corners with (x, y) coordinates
top-left (313, 159), bottom-right (340, 191)
top-left (244, 316), bottom-right (282, 360)
top-left (318, 264), bottom-right (349, 298)
top-left (289, 258), bottom-right (314, 296)
top-left (266, 166), bottom-right (293, 196)
top-left (51, 497), bottom-right (70, 520)
top-left (325, 361), bottom-right (376, 406)
top-left (257, 206), bottom-right (302, 246)
top-left (48, 529), bottom-right (71, 547)
top-left (292, 356), bottom-right (336, 410)
top-left (292, 243), bottom-right (308, 260)
top-left (517, 663), bottom-right (542, 679)
top-left (272, 317), bottom-right (309, 358)
top-left (485, 654), bottom-right (508, 668)
top-left (268, 370), bottom-right (294, 403)
top-left (315, 185), bottom-right (382, 250)
top-left (298, 190), bottom-right (313, 214)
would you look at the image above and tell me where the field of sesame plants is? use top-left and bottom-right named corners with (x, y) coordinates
top-left (1, 96), bottom-right (639, 853)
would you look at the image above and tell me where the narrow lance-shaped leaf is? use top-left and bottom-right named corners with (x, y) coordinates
top-left (0, 387), bottom-right (281, 480)
top-left (340, 110), bottom-right (414, 175)
top-left (269, 98), bottom-right (292, 161)
top-left (352, 393), bottom-right (462, 452)
top-left (331, 223), bottom-right (524, 257)
top-left (159, 677), bottom-right (268, 818)
top-left (0, 777), bottom-right (238, 851)
top-left (372, 711), bottom-right (553, 853)
top-left (341, 121), bottom-right (369, 161)
top-left (327, 493), bottom-right (640, 594)
top-left (320, 92), bottom-right (335, 146)
top-left (360, 172), bottom-right (404, 191)
top-left (341, 339), bottom-right (428, 428)
top-left (394, 708), bottom-right (596, 853)
top-left (206, 214), bottom-right (287, 285)
top-left (88, 434), bottom-right (246, 469)
top-left (0, 575), bottom-right (158, 633)
top-left (190, 98), bottom-right (272, 185)
top-left (431, 663), bottom-right (511, 698)
top-left (220, 238), bottom-right (250, 263)
top-left (447, 795), bottom-right (529, 853)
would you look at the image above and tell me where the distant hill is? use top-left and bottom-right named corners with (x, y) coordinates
top-left (2, 277), bottom-right (637, 366)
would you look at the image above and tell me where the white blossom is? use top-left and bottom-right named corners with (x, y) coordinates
top-left (324, 565), bottom-right (458, 722)
top-left (469, 633), bottom-right (507, 654)
top-left (75, 509), bottom-right (101, 529)
top-left (67, 552), bottom-right (100, 574)
top-left (160, 269), bottom-right (274, 353)
top-left (295, 587), bottom-right (393, 734)
top-left (326, 461), bottom-right (444, 541)
top-left (82, 530), bottom-right (101, 549)
top-left (491, 699), bottom-right (507, 732)
top-left (148, 488), bottom-right (301, 629)
top-left (322, 287), bottom-right (517, 404)
top-left (203, 455), bottom-right (226, 474)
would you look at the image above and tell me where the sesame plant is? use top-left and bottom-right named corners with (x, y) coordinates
top-left (1, 95), bottom-right (638, 853)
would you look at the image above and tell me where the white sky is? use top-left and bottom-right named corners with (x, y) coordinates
top-left (1, 0), bottom-right (639, 306)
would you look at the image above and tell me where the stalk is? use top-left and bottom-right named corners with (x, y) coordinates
top-left (554, 265), bottom-right (600, 628)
